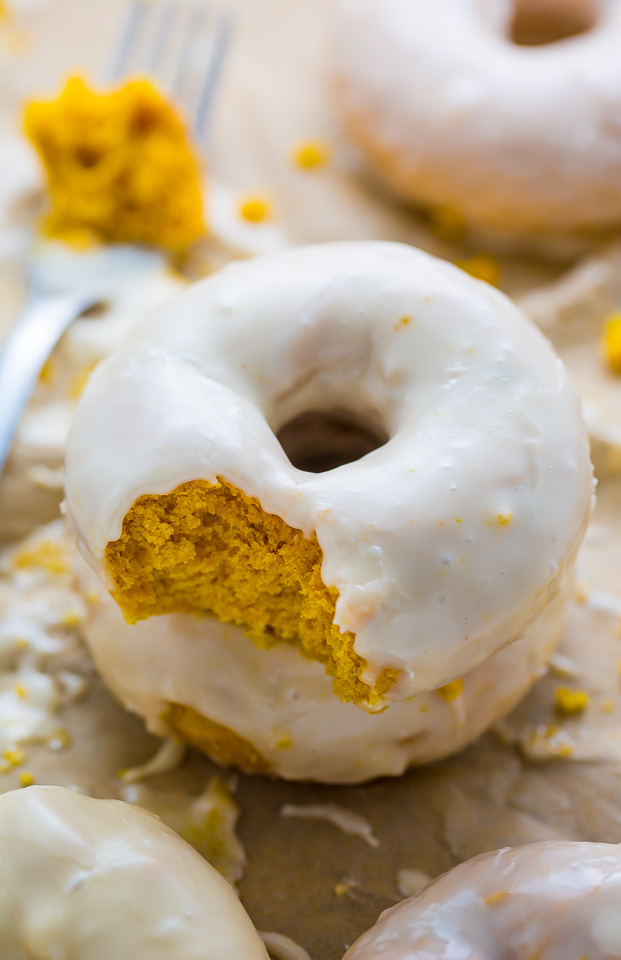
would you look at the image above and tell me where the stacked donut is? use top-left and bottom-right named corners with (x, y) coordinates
top-left (64, 240), bottom-right (593, 782)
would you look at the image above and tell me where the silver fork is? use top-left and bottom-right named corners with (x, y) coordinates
top-left (0, 0), bottom-right (232, 478)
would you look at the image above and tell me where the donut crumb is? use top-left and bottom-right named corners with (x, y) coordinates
top-left (456, 254), bottom-right (500, 287)
top-left (438, 678), bottom-right (463, 702)
top-left (292, 140), bottom-right (331, 169)
top-left (554, 687), bottom-right (589, 716)
top-left (238, 195), bottom-right (271, 223)
top-left (427, 205), bottom-right (467, 242)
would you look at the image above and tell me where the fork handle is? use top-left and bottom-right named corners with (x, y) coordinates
top-left (0, 292), bottom-right (97, 479)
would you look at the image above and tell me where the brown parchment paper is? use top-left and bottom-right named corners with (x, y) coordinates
top-left (1, 3), bottom-right (621, 960)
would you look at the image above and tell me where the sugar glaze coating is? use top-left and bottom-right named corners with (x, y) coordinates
top-left (0, 785), bottom-right (268, 959)
top-left (344, 840), bottom-right (621, 959)
top-left (65, 241), bottom-right (593, 702)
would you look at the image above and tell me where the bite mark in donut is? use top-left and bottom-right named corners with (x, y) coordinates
top-left (105, 478), bottom-right (396, 708)
top-left (66, 242), bottom-right (594, 716)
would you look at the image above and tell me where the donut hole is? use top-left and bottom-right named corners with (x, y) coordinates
top-left (510, 0), bottom-right (598, 45)
top-left (276, 409), bottom-right (389, 473)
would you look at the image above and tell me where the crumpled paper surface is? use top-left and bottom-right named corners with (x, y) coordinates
top-left (1, 2), bottom-right (621, 959)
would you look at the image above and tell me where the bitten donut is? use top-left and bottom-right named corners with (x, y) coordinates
top-left (65, 242), bottom-right (593, 713)
top-left (343, 840), bottom-right (621, 959)
top-left (334, 0), bottom-right (621, 243)
top-left (0, 785), bottom-right (268, 959)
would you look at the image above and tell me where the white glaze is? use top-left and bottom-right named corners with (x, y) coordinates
top-left (396, 868), bottom-right (432, 898)
top-left (280, 804), bottom-right (379, 848)
top-left (119, 777), bottom-right (248, 888)
top-left (344, 840), bottom-right (621, 960)
top-left (0, 522), bottom-right (86, 759)
top-left (79, 562), bottom-right (564, 782)
top-left (334, 0), bottom-right (621, 240)
top-left (66, 241), bottom-right (592, 702)
top-left (0, 785), bottom-right (268, 960)
top-left (118, 735), bottom-right (186, 783)
top-left (260, 931), bottom-right (314, 960)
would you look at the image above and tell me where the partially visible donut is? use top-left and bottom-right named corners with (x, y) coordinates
top-left (65, 242), bottom-right (593, 711)
top-left (0, 785), bottom-right (268, 959)
top-left (343, 840), bottom-right (621, 959)
top-left (334, 0), bottom-right (621, 244)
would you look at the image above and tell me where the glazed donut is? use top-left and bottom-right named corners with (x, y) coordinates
top-left (65, 242), bottom-right (593, 711)
top-left (0, 784), bottom-right (268, 959)
top-left (343, 840), bottom-right (621, 959)
top-left (79, 569), bottom-right (563, 782)
top-left (334, 0), bottom-right (621, 243)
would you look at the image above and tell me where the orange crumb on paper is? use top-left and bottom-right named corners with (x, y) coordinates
top-left (238, 195), bottom-right (271, 223)
top-left (428, 205), bottom-right (467, 242)
top-left (456, 254), bottom-right (500, 287)
top-left (438, 678), bottom-right (463, 702)
top-left (67, 361), bottom-right (98, 400)
top-left (3, 747), bottom-right (24, 767)
top-left (555, 687), bottom-right (589, 716)
top-left (292, 140), bottom-right (331, 169)
top-left (602, 313), bottom-right (621, 374)
top-left (38, 356), bottom-right (56, 386)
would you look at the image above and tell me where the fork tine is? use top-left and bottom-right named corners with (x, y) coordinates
top-left (192, 8), bottom-right (233, 142)
top-left (146, 0), bottom-right (177, 75)
top-left (171, 3), bottom-right (208, 98)
top-left (109, 0), bottom-right (233, 145)
top-left (109, 0), bottom-right (149, 84)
